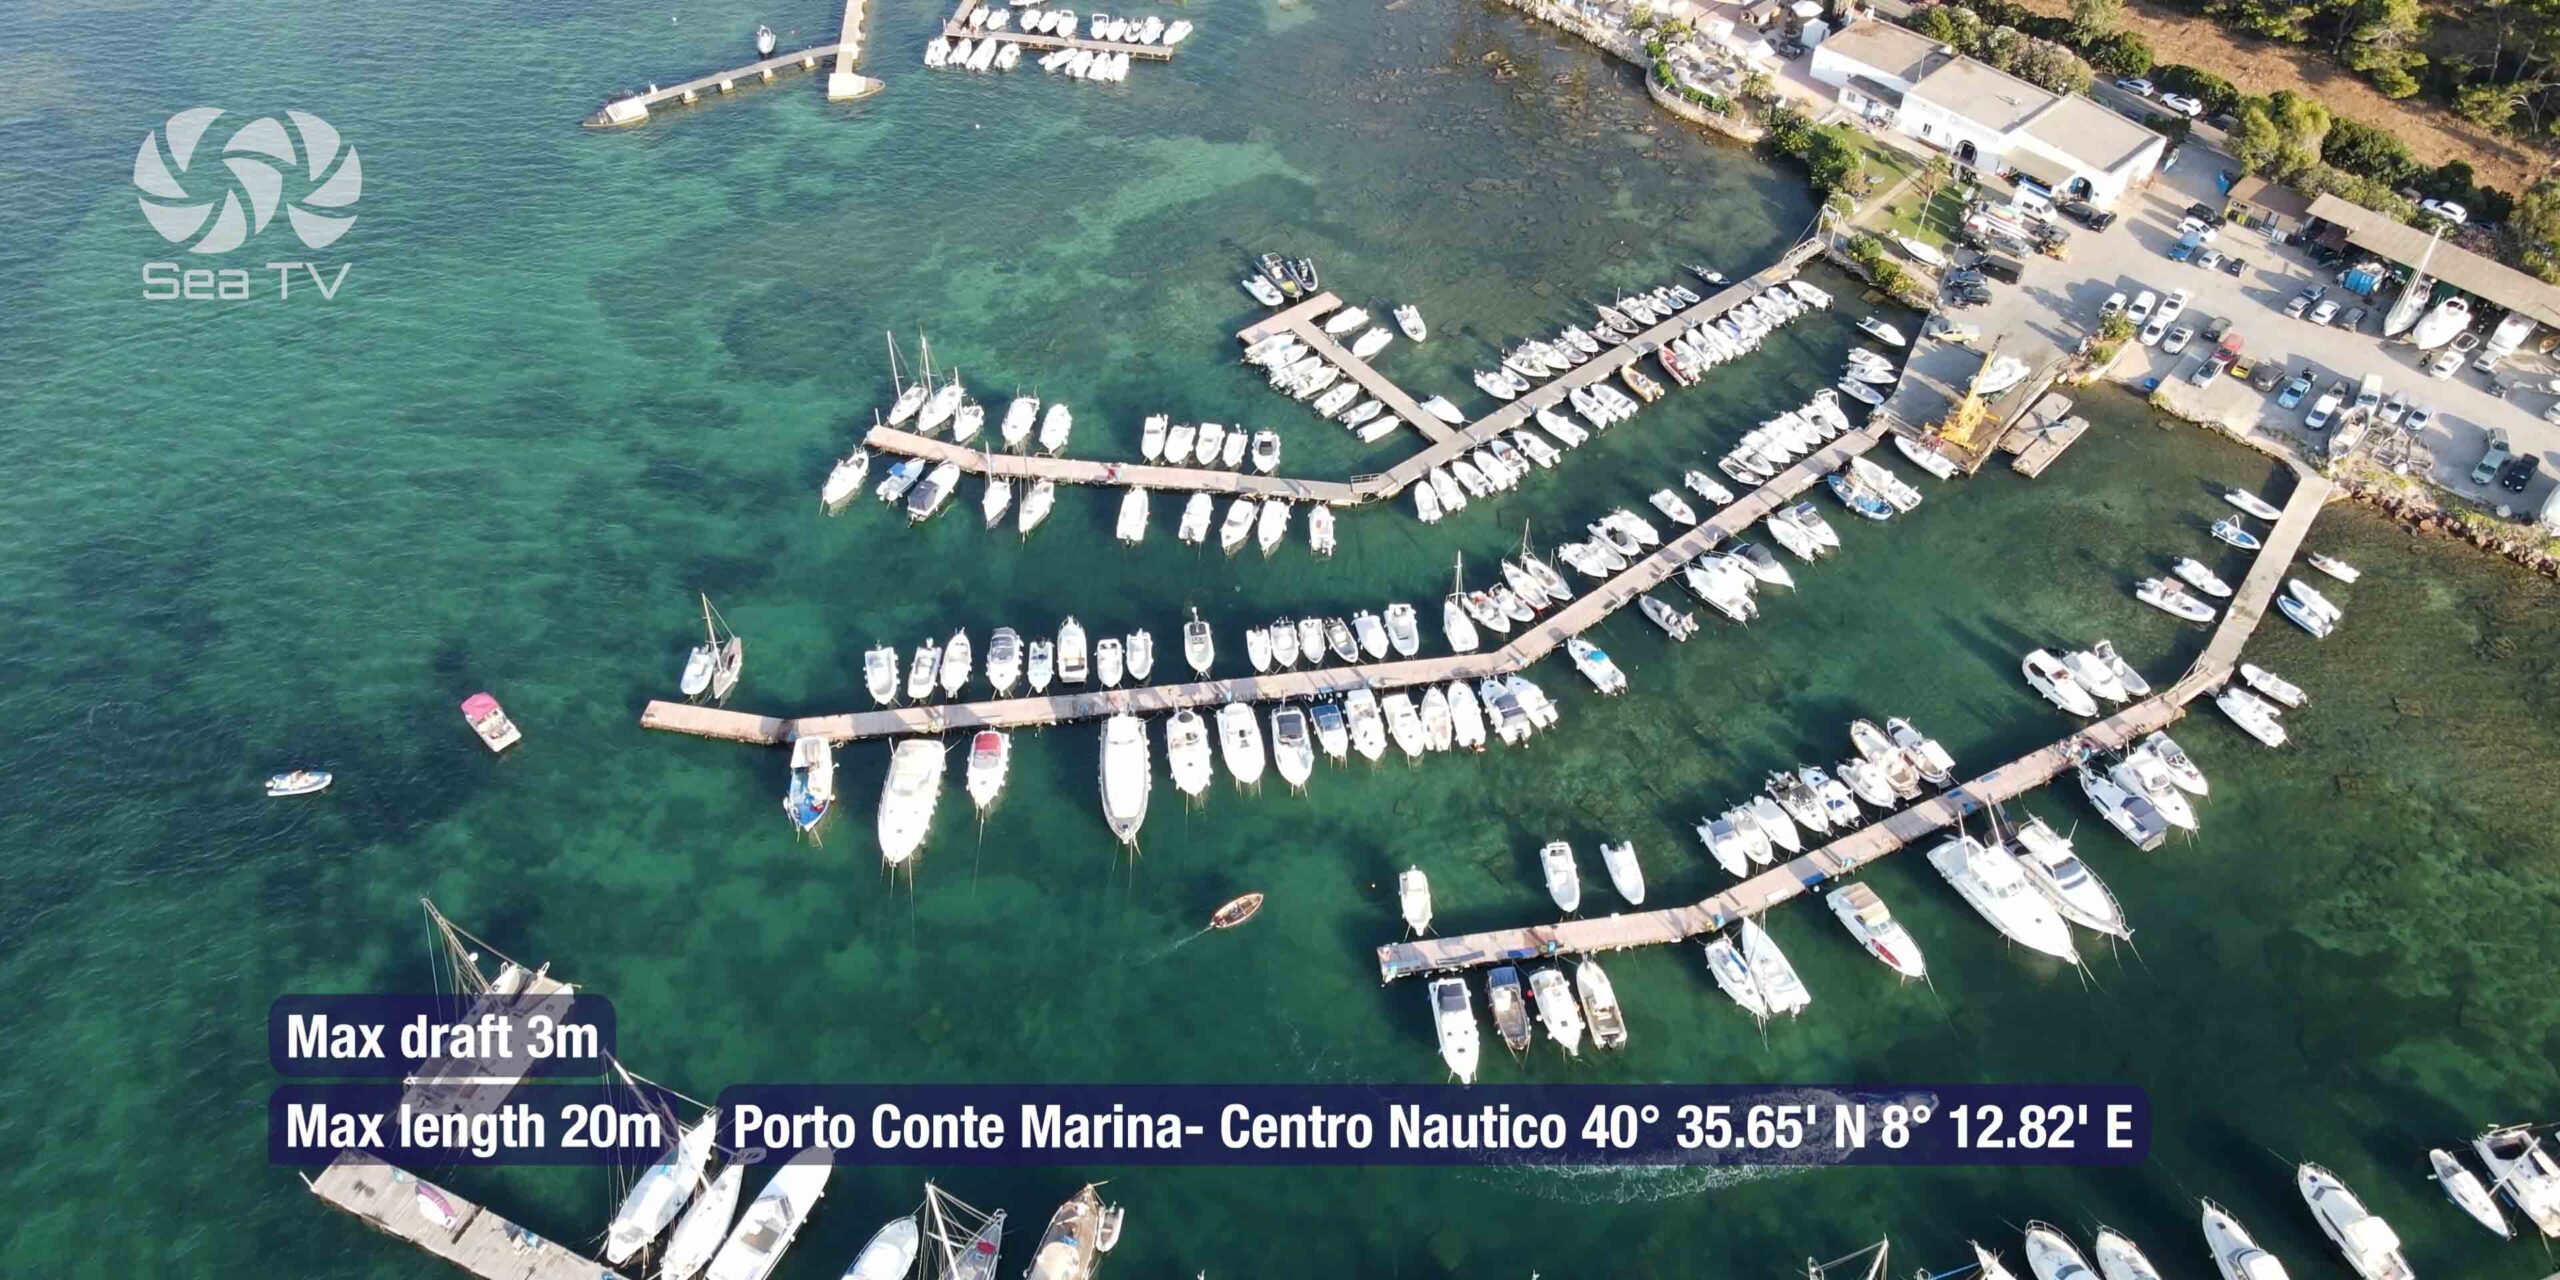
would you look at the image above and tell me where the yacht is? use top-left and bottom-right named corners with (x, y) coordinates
top-left (964, 730), bottom-right (1009, 813)
top-left (1887, 717), bottom-right (1956, 786)
top-left (2079, 762), bottom-right (2169, 851)
top-left (1057, 617), bottom-right (1089, 684)
top-left (1540, 841), bottom-right (1581, 912)
top-left (876, 739), bottom-right (942, 865)
top-left (939, 628), bottom-right (973, 698)
top-left (1183, 609), bottom-right (1215, 674)
top-left (1269, 704), bottom-right (1315, 790)
top-left (2297, 1163), bottom-right (2412, 1280)
top-left (704, 1149), bottom-right (833, 1280)
top-left (1216, 701), bottom-right (1266, 788)
top-left (1486, 967), bottom-right (1532, 1055)
top-left (1098, 713), bottom-right (1151, 846)
top-left (1827, 882), bottom-right (1926, 979)
top-left (2429, 1147), bottom-right (2512, 1239)
top-left (1577, 959), bottom-right (1629, 1050)
top-left (2215, 685), bottom-right (2289, 747)
top-left (2240, 663), bottom-right (2306, 708)
top-left (1399, 866), bottom-right (1432, 934)
top-left (2139, 730), bottom-right (2208, 794)
top-left (1740, 918), bottom-right (1811, 1016)
top-left (1429, 977), bottom-right (1481, 1083)
top-left (2200, 1199), bottom-right (2291, 1280)
top-left (2023, 649), bottom-right (2100, 716)
top-left (1163, 709), bottom-right (1215, 798)
top-left (1176, 492), bottom-right (1213, 544)
top-left (1527, 966), bottom-right (1585, 1057)
top-left (2474, 1124), bottom-right (2560, 1237)
top-left (1310, 700), bottom-right (1349, 760)
top-left (1703, 935), bottom-right (1769, 1019)
top-left (2009, 814), bottom-right (2130, 937)
top-left (1381, 693), bottom-right (1428, 760)
top-left (1021, 1185), bottom-right (1116, 1280)
top-left (2025, 1222), bottom-right (2101, 1280)
top-left (2093, 1227), bottom-right (2166, 1280)
top-left (1115, 487), bottom-right (1149, 544)
top-left (2113, 751), bottom-right (2197, 829)
top-left (1929, 832), bottom-right (2079, 961)
top-left (1599, 840), bottom-right (1645, 906)
top-left (2174, 557), bottom-right (2235, 597)
top-left (1446, 681), bottom-right (1487, 751)
top-left (2062, 649), bottom-right (2130, 704)
top-left (864, 645), bottom-right (899, 705)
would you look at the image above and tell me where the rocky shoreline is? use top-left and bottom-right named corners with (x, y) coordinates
top-left (2335, 471), bottom-right (2560, 580)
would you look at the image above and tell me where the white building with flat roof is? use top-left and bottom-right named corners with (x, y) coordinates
top-left (1807, 16), bottom-right (2166, 206)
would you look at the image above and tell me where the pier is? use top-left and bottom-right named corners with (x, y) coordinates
top-left (644, 419), bottom-right (1888, 745)
top-left (588, 0), bottom-right (879, 127)
top-left (942, 0), bottom-right (1179, 60)
top-left (1999, 391), bottom-right (2087, 478)
top-left (858, 239), bottom-right (1829, 505)
top-left (1373, 463), bottom-right (2331, 981)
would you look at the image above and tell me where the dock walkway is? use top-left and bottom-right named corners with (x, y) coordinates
top-left (942, 0), bottom-right (1178, 59)
top-left (309, 1154), bottom-right (627, 1280)
top-left (1373, 459), bottom-right (2328, 981)
top-left (589, 0), bottom-right (878, 126)
top-left (644, 420), bottom-right (1886, 745)
top-left (858, 239), bottom-right (1828, 506)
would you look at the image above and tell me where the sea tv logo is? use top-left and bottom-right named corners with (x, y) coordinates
top-left (135, 107), bottom-right (359, 300)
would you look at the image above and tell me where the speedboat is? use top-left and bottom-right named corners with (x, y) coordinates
top-left (2298, 1163), bottom-right (2412, 1280)
top-left (1599, 840), bottom-right (1644, 906)
top-left (1399, 866), bottom-right (1433, 934)
top-left (876, 739), bottom-right (942, 865)
top-left (1540, 841), bottom-right (1581, 912)
top-left (2138, 578), bottom-right (2218, 623)
top-left (1856, 315), bottom-right (1906, 346)
top-left (2430, 1147), bottom-right (2513, 1239)
top-left (1344, 688), bottom-right (1388, 761)
top-left (2093, 1227), bottom-right (2166, 1280)
top-left (2215, 685), bottom-right (2289, 747)
top-left (940, 628), bottom-right (973, 698)
top-left (2026, 1222), bottom-right (2101, 1280)
top-left (964, 730), bottom-right (1009, 813)
top-left (1257, 498), bottom-right (1291, 555)
top-left (2010, 814), bottom-right (2130, 937)
top-left (1183, 609), bottom-right (1214, 674)
top-left (1026, 639), bottom-right (1053, 692)
top-left (1095, 636), bottom-right (1125, 687)
top-left (1381, 693), bottom-right (1428, 760)
top-left (2210, 518), bottom-right (2262, 551)
top-left (2023, 649), bottom-right (2100, 716)
top-left (821, 449), bottom-right (869, 510)
top-left (2227, 489), bottom-right (2283, 521)
top-left (1057, 617), bottom-right (1089, 684)
top-left (2173, 557), bottom-right (2235, 597)
top-left (2113, 752), bottom-right (2196, 829)
top-left (1576, 959), bottom-right (1629, 1050)
top-left (1115, 487), bottom-right (1148, 544)
top-left (1929, 832), bottom-right (2078, 962)
top-left (1887, 717), bottom-right (1956, 786)
top-left (1394, 304), bottom-right (1427, 341)
top-left (1528, 966), bottom-right (1585, 1057)
top-left (1429, 977), bottom-right (1480, 1083)
top-left (1216, 701), bottom-right (1265, 788)
top-left (2139, 731), bottom-right (2209, 794)
top-left (1163, 709), bottom-right (1214, 798)
top-left (1269, 705), bottom-right (1314, 789)
top-left (1827, 882), bottom-right (1926, 979)
top-left (2200, 1200), bottom-right (2291, 1280)
top-left (1565, 636), bottom-right (1628, 694)
top-left (2308, 552), bottom-right (2362, 583)
top-left (2078, 762), bottom-right (2168, 851)
top-left (264, 768), bottom-right (332, 797)
top-left (2062, 649), bottom-right (2130, 704)
top-left (704, 1149), bottom-right (833, 1280)
top-left (1703, 935), bottom-right (1770, 1019)
top-left (864, 645), bottom-right (900, 704)
top-left (1740, 918), bottom-right (1811, 1016)
top-left (1099, 713), bottom-right (1151, 845)
top-left (1446, 681), bottom-right (1487, 751)
top-left (2279, 594), bottom-right (2335, 638)
top-left (2474, 1124), bottom-right (2560, 1237)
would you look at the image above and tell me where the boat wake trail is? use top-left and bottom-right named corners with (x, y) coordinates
top-left (1468, 1161), bottom-right (1803, 1205)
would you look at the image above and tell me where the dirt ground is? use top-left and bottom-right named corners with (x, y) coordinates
top-left (2011, 0), bottom-right (2554, 192)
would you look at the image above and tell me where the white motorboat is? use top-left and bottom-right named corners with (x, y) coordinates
top-left (1702, 935), bottom-right (1769, 1019)
top-left (1322, 305), bottom-right (1370, 336)
top-left (1308, 505), bottom-right (1336, 556)
top-left (1351, 327), bottom-right (1393, 359)
top-left (2113, 751), bottom-right (2196, 829)
top-left (1242, 275), bottom-right (1283, 306)
top-left (1115, 486), bottom-right (1149, 544)
top-left (1420, 395), bottom-right (1465, 424)
top-left (1857, 315), bottom-right (1906, 346)
top-left (703, 1150), bottom-right (833, 1280)
top-left (1256, 498), bottom-right (1290, 554)
top-left (1381, 692), bottom-right (1427, 760)
top-left (1176, 492), bottom-right (1213, 544)
top-left (1381, 602), bottom-right (1421, 657)
top-left (1528, 966), bottom-right (1585, 1057)
top-left (1121, 627), bottom-right (1151, 682)
top-left (2307, 552), bottom-right (2362, 583)
top-left (905, 639), bottom-right (941, 702)
top-left (1220, 429), bottom-right (1247, 469)
top-left (1802, 765), bottom-right (1859, 829)
top-left (1640, 593), bottom-right (1697, 641)
top-left (1194, 421), bottom-right (1225, 466)
top-left (1057, 617), bottom-right (1089, 684)
top-left (841, 1216), bottom-right (921, 1280)
top-left (1599, 840), bottom-right (1644, 906)
top-left (2475, 1124), bottom-right (2560, 1237)
top-left (981, 477), bottom-right (1013, 527)
top-left (2023, 649), bottom-right (2100, 716)
top-left (1695, 811), bottom-right (1751, 877)
top-left (2026, 1222), bottom-right (2100, 1280)
top-left (1827, 882), bottom-right (1926, 979)
top-left (1395, 304), bottom-right (1427, 341)
top-left (1139, 414), bottom-right (1168, 461)
top-left (1216, 700), bottom-right (1266, 788)
top-left (604, 1111), bottom-right (722, 1264)
top-left (1767, 770), bottom-right (1828, 836)
top-left (1540, 840), bottom-right (1581, 912)
top-left (660, 1164), bottom-right (744, 1280)
top-left (1183, 608), bottom-right (1214, 674)
top-left (1296, 617), bottom-right (1327, 664)
top-left (1164, 422), bottom-right (1196, 464)
top-left (821, 448), bottom-right (870, 510)
top-left (2174, 557), bottom-right (2235, 597)
top-left (1099, 713), bottom-right (1151, 845)
top-left (2409, 294), bottom-right (2472, 350)
top-left (2200, 1199), bottom-right (2291, 1280)
top-left (1892, 433), bottom-right (1959, 479)
top-left (863, 644), bottom-right (900, 706)
top-left (2211, 518), bottom-right (2262, 551)
top-left (1094, 636), bottom-right (1124, 687)
top-left (939, 628), bottom-right (972, 698)
top-left (1352, 609), bottom-right (1389, 659)
top-left (903, 461), bottom-right (960, 522)
top-left (2297, 1162), bottom-right (2412, 1280)
top-left (964, 730), bottom-right (1009, 813)
top-left (2215, 685), bottom-right (2289, 747)
top-left (2139, 577), bottom-right (2218, 623)
top-left (2078, 762), bottom-right (2168, 851)
top-left (1017, 478), bottom-right (1054, 534)
top-left (2010, 814), bottom-right (2130, 938)
top-left (2429, 1147), bottom-right (2512, 1239)
top-left (1886, 716), bottom-right (1956, 786)
top-left (1576, 959), bottom-right (1629, 1051)
top-left (1250, 430), bottom-right (1281, 473)
top-left (875, 739), bottom-right (942, 865)
top-left (2290, 578), bottom-right (2344, 621)
top-left (1163, 709), bottom-right (1214, 798)
top-left (1429, 977), bottom-right (1481, 1083)
top-left (1739, 918), bottom-right (1811, 1016)
top-left (1399, 866), bottom-right (1433, 934)
top-left (1929, 832), bottom-right (2078, 962)
top-left (2279, 594), bottom-right (2335, 638)
top-left (1566, 636), bottom-right (1629, 694)
top-left (2093, 1227), bottom-right (2166, 1280)
top-left (1344, 687), bottom-right (1388, 761)
top-left (1217, 496), bottom-right (1256, 553)
top-left (2139, 730), bottom-right (2208, 794)
top-left (2062, 648), bottom-right (2130, 703)
top-left (1025, 639), bottom-right (1053, 692)
top-left (2227, 489), bottom-right (2283, 521)
top-left (1446, 681), bottom-right (1487, 751)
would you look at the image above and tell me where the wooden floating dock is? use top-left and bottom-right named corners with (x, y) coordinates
top-left (2000, 390), bottom-right (2084, 478)
top-left (644, 420), bottom-right (1887, 746)
top-left (588, 0), bottom-right (879, 127)
top-left (861, 238), bottom-right (1830, 506)
top-left (942, 0), bottom-right (1179, 59)
top-left (1373, 462), bottom-right (2329, 982)
top-left (309, 1154), bottom-right (628, 1280)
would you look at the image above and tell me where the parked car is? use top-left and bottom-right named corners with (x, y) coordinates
top-left (2310, 299), bottom-right (2340, 325)
top-left (2141, 313), bottom-right (2173, 345)
top-left (2160, 92), bottom-right (2206, 116)
top-left (2195, 247), bottom-right (2223, 271)
top-left (2405, 403), bottom-right (2435, 434)
top-left (1980, 255), bottom-right (2027, 284)
top-left (2378, 390), bottom-right (2409, 426)
top-left (2473, 427), bottom-right (2513, 484)
top-left (2099, 290), bottom-right (2128, 320)
top-left (2427, 348), bottom-right (2466, 379)
top-left (2284, 283), bottom-right (2325, 319)
top-left (2176, 216), bottom-right (2220, 242)
top-left (2252, 363), bottom-right (2284, 392)
top-left (2059, 200), bottom-right (2117, 231)
top-left (2115, 76), bottom-right (2156, 97)
top-left (2220, 254), bottom-right (2247, 277)
top-left (2185, 202), bottom-right (2219, 223)
top-left (2156, 288), bottom-right (2190, 327)
top-left (2163, 325), bottom-right (2197, 354)
top-left (2340, 305), bottom-right (2367, 330)
top-left (2497, 454), bottom-right (2541, 493)
top-left (2305, 384), bottom-right (2345, 430)
top-left (2420, 197), bottom-right (2469, 225)
top-left (2201, 316), bottom-right (2230, 344)
top-left (2276, 373), bottom-right (2313, 408)
top-left (2126, 288), bottom-right (2159, 327)
top-left (2188, 358), bottom-right (2221, 386)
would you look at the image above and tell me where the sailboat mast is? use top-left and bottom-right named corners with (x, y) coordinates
top-left (700, 591), bottom-right (718, 644)
top-left (886, 331), bottom-right (904, 394)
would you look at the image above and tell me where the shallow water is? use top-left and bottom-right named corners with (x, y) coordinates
top-left (3, 0), bottom-right (2558, 1275)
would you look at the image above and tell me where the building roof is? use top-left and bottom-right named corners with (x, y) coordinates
top-left (1814, 18), bottom-right (1948, 84)
top-left (2001, 139), bottom-right (2078, 190)
top-left (2307, 193), bottom-right (2560, 330)
top-left (1909, 58), bottom-right (2055, 134)
top-left (2227, 175), bottom-right (2314, 221)
top-left (1844, 73), bottom-right (1907, 108)
top-left (2018, 94), bottom-right (2162, 175)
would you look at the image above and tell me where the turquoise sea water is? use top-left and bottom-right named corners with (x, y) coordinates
top-left (3, 0), bottom-right (2558, 1276)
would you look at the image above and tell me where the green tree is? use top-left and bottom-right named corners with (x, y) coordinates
top-left (2086, 29), bottom-right (2154, 76)
top-left (2069, 0), bottom-right (2125, 43)
top-left (2321, 116), bottom-right (2418, 183)
top-left (2457, 81), bottom-right (2524, 130)
top-left (2338, 0), bottom-right (2427, 99)
top-left (2510, 177), bottom-right (2560, 282)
